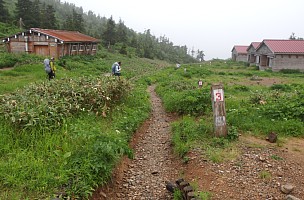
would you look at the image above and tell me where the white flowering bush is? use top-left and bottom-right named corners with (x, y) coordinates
top-left (0, 76), bottom-right (131, 130)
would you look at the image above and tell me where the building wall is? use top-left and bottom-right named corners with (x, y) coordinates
top-left (231, 49), bottom-right (248, 62)
top-left (273, 54), bottom-right (304, 71)
top-left (247, 46), bottom-right (257, 64)
top-left (231, 49), bottom-right (237, 61)
top-left (6, 32), bottom-right (97, 58)
top-left (256, 44), bottom-right (273, 55)
top-left (236, 53), bottom-right (248, 62)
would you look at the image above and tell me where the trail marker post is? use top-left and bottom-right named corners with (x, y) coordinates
top-left (211, 84), bottom-right (227, 137)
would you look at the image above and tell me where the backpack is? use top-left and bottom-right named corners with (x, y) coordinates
top-left (44, 59), bottom-right (51, 73)
top-left (111, 62), bottom-right (118, 74)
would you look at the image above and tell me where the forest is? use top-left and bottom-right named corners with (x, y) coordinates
top-left (0, 0), bottom-right (205, 63)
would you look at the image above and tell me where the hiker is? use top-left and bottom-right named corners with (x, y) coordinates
top-left (111, 61), bottom-right (121, 76)
top-left (44, 58), bottom-right (53, 80)
top-left (50, 57), bottom-right (56, 79)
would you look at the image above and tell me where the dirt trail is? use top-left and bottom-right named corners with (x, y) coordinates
top-left (93, 85), bottom-right (180, 199)
top-left (92, 84), bottom-right (304, 200)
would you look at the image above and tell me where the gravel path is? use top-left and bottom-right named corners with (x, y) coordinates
top-left (94, 85), bottom-right (180, 199)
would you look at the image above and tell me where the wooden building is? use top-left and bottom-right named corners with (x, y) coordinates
top-left (2, 28), bottom-right (99, 58)
top-left (255, 39), bottom-right (304, 71)
top-left (231, 45), bottom-right (249, 62)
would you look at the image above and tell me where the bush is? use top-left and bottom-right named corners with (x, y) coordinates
top-left (280, 69), bottom-right (302, 74)
top-left (0, 76), bottom-right (131, 130)
top-left (163, 89), bottom-right (211, 115)
top-left (270, 84), bottom-right (292, 91)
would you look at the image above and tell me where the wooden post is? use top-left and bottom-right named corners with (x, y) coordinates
top-left (211, 84), bottom-right (227, 137)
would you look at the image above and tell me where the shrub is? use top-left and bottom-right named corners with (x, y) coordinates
top-left (280, 69), bottom-right (301, 74)
top-left (0, 76), bottom-right (131, 130)
top-left (270, 84), bottom-right (292, 91)
top-left (163, 89), bottom-right (211, 115)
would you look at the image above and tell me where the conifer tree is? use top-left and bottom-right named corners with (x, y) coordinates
top-left (15, 0), bottom-right (33, 29)
top-left (116, 19), bottom-right (128, 44)
top-left (0, 0), bottom-right (10, 23)
top-left (43, 4), bottom-right (57, 29)
top-left (102, 16), bottom-right (116, 48)
top-left (31, 0), bottom-right (41, 28)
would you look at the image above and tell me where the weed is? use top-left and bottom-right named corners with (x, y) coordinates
top-left (173, 189), bottom-right (183, 200)
top-left (270, 155), bottom-right (283, 160)
top-left (196, 191), bottom-right (212, 200)
top-left (259, 170), bottom-right (272, 180)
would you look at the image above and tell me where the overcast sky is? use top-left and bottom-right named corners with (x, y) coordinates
top-left (64, 0), bottom-right (304, 60)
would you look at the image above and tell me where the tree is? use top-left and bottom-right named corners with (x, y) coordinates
top-left (289, 32), bottom-right (303, 40)
top-left (102, 16), bottom-right (116, 48)
top-left (196, 50), bottom-right (205, 62)
top-left (73, 9), bottom-right (84, 32)
top-left (31, 0), bottom-right (41, 28)
top-left (63, 9), bottom-right (84, 32)
top-left (0, 0), bottom-right (10, 23)
top-left (41, 3), bottom-right (57, 29)
top-left (15, 0), bottom-right (33, 29)
top-left (116, 19), bottom-right (128, 44)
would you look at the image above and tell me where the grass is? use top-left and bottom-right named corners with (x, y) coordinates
top-left (0, 51), bottom-right (169, 199)
top-left (154, 60), bottom-right (303, 164)
top-left (1, 55), bottom-right (303, 199)
top-left (259, 170), bottom-right (272, 180)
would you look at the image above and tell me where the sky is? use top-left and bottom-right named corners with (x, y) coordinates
top-left (63, 0), bottom-right (304, 60)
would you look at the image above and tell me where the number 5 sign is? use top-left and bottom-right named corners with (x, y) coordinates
top-left (213, 89), bottom-right (224, 102)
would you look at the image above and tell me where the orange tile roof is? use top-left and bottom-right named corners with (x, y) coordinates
top-left (251, 42), bottom-right (261, 49)
top-left (30, 28), bottom-right (99, 43)
top-left (260, 39), bottom-right (304, 54)
top-left (232, 45), bottom-right (249, 54)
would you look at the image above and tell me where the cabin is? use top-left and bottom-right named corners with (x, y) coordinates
top-left (231, 45), bottom-right (248, 62)
top-left (255, 39), bottom-right (304, 71)
top-left (247, 42), bottom-right (261, 65)
top-left (2, 28), bottom-right (99, 59)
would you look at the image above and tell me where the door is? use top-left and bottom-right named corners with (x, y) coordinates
top-left (34, 45), bottom-right (49, 57)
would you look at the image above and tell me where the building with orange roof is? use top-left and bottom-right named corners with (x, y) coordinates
top-left (231, 45), bottom-right (249, 62)
top-left (247, 42), bottom-right (261, 65)
top-left (256, 39), bottom-right (304, 71)
top-left (2, 28), bottom-right (100, 58)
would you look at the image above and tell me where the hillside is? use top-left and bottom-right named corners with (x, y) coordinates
top-left (1, 0), bottom-right (198, 64)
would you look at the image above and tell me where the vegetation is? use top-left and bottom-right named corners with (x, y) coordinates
top-left (1, 0), bottom-right (200, 64)
top-left (151, 60), bottom-right (304, 162)
top-left (0, 10), bottom-right (303, 198)
top-left (0, 48), bottom-right (170, 199)
top-left (1, 49), bottom-right (303, 199)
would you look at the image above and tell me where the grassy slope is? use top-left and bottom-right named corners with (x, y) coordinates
top-left (0, 51), bottom-right (172, 199)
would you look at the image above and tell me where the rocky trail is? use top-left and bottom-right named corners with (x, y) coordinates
top-left (92, 85), bottom-right (304, 200)
top-left (93, 85), bottom-right (181, 200)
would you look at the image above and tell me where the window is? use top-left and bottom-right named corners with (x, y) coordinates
top-left (72, 45), bottom-right (78, 51)
top-left (79, 45), bottom-right (84, 51)
top-left (92, 44), bottom-right (97, 50)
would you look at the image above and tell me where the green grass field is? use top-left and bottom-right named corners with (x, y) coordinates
top-left (0, 52), bottom-right (303, 199)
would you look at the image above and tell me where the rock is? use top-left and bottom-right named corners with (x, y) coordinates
top-left (266, 132), bottom-right (277, 143)
top-left (285, 195), bottom-right (301, 200)
top-left (281, 184), bottom-right (295, 194)
top-left (165, 181), bottom-right (177, 193)
top-left (99, 191), bottom-right (107, 198)
top-left (175, 178), bottom-right (185, 185)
